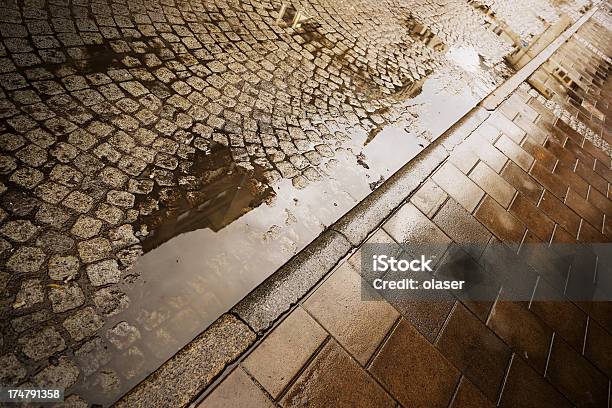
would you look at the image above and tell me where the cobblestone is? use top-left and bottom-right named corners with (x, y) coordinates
top-left (33, 357), bottom-right (80, 389)
top-left (18, 327), bottom-right (66, 361)
top-left (86, 259), bottom-right (121, 286)
top-left (49, 283), bottom-right (85, 313)
top-left (63, 307), bottom-right (104, 341)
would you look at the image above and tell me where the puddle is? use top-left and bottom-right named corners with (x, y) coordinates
top-left (72, 19), bottom-right (508, 408)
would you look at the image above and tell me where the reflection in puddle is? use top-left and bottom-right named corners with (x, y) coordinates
top-left (140, 144), bottom-right (275, 252)
top-left (446, 46), bottom-right (482, 72)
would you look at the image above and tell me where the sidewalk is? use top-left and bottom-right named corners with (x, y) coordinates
top-left (192, 12), bottom-right (612, 408)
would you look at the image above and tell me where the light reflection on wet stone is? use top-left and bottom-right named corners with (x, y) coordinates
top-left (0, 0), bottom-right (603, 405)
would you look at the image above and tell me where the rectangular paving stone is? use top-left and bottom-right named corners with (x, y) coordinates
top-left (486, 111), bottom-right (526, 143)
top-left (436, 303), bottom-right (512, 401)
top-left (513, 114), bottom-right (547, 145)
top-left (578, 162), bottom-right (610, 199)
top-left (546, 335), bottom-right (609, 408)
top-left (433, 198), bottom-right (492, 260)
top-left (280, 340), bottom-right (395, 408)
top-left (475, 196), bottom-right (526, 247)
top-left (565, 188), bottom-right (604, 231)
top-left (529, 280), bottom-right (588, 351)
top-left (584, 318), bottom-right (612, 378)
top-left (553, 163), bottom-right (589, 198)
top-left (494, 134), bottom-right (534, 171)
top-left (410, 179), bottom-right (448, 218)
top-left (521, 138), bottom-right (557, 171)
top-left (383, 202), bottom-right (452, 258)
top-left (509, 193), bottom-right (555, 241)
top-left (500, 162), bottom-right (544, 204)
top-left (370, 319), bottom-right (460, 408)
top-left (544, 138), bottom-right (579, 168)
top-left (303, 263), bottom-right (398, 366)
top-left (449, 144), bottom-right (480, 174)
top-left (242, 307), bottom-right (327, 399)
top-left (586, 184), bottom-right (612, 215)
top-left (469, 161), bottom-right (516, 208)
top-left (537, 190), bottom-right (581, 237)
top-left (529, 161), bottom-right (569, 200)
top-left (469, 138), bottom-right (508, 172)
top-left (432, 162), bottom-right (485, 213)
top-left (435, 245), bottom-right (497, 321)
top-left (487, 301), bottom-right (552, 374)
top-left (450, 376), bottom-right (494, 408)
top-left (499, 355), bottom-right (571, 408)
top-left (198, 368), bottom-right (274, 408)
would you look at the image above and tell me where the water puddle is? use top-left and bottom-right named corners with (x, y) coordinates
top-left (71, 8), bottom-right (511, 407)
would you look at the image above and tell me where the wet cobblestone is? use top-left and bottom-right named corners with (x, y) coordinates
top-left (0, 0), bottom-right (604, 405)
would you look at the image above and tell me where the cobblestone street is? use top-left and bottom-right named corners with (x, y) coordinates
top-left (0, 0), bottom-right (609, 406)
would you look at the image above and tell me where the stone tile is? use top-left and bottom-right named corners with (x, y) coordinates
top-left (577, 162), bottom-right (609, 198)
top-left (33, 357), bottom-right (79, 389)
top-left (18, 326), bottom-right (66, 361)
top-left (449, 144), bottom-right (479, 174)
top-left (436, 303), bottom-right (511, 400)
top-left (199, 368), bottom-right (274, 408)
top-left (347, 228), bottom-right (401, 280)
top-left (583, 318), bottom-right (612, 378)
top-left (410, 180), bottom-right (447, 218)
top-left (63, 307), bottom-right (104, 341)
top-left (468, 138), bottom-right (508, 173)
top-left (432, 162), bottom-right (485, 213)
top-left (537, 190), bottom-right (581, 237)
top-left (521, 138), bottom-right (557, 171)
top-left (450, 377), bottom-right (494, 408)
top-left (529, 281), bottom-right (587, 352)
top-left (544, 137), bottom-right (578, 168)
top-left (508, 193), bottom-right (555, 241)
top-left (281, 340), bottom-right (395, 408)
top-left (435, 245), bottom-right (497, 321)
top-left (487, 301), bottom-right (552, 374)
top-left (475, 196), bottom-right (525, 247)
top-left (370, 319), bottom-right (460, 408)
top-left (565, 189), bottom-right (604, 231)
top-left (486, 111), bottom-right (526, 143)
top-left (499, 355), bottom-right (571, 408)
top-left (242, 307), bottom-right (327, 398)
top-left (383, 202), bottom-right (451, 261)
top-left (49, 282), bottom-right (85, 313)
top-left (0, 353), bottom-right (27, 386)
top-left (585, 184), bottom-right (612, 215)
top-left (494, 134), bottom-right (534, 171)
top-left (303, 263), bottom-right (398, 365)
top-left (546, 335), bottom-right (608, 408)
top-left (469, 161), bottom-right (516, 208)
top-left (529, 162), bottom-right (568, 200)
top-left (553, 163), bottom-right (589, 198)
top-left (433, 199), bottom-right (492, 260)
top-left (500, 162), bottom-right (543, 204)
top-left (86, 260), bottom-right (121, 286)
top-left (514, 114), bottom-right (547, 144)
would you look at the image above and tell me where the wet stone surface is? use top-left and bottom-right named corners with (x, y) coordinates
top-left (0, 0), bottom-right (598, 405)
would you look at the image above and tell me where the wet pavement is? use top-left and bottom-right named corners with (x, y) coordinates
top-left (0, 0), bottom-right (606, 405)
top-left (197, 6), bottom-right (612, 408)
